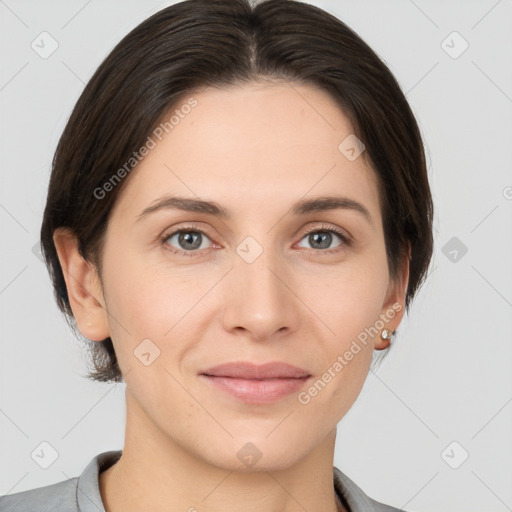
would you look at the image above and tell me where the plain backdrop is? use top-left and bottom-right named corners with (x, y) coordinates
top-left (1, 1), bottom-right (511, 511)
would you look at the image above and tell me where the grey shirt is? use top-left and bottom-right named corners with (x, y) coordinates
top-left (0, 450), bottom-right (404, 511)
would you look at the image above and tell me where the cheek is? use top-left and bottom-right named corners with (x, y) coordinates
top-left (97, 242), bottom-right (175, 365)
top-left (306, 251), bottom-right (388, 396)
top-left (108, 274), bottom-right (186, 342)
top-left (101, 253), bottom-right (216, 374)
top-left (316, 251), bottom-right (389, 334)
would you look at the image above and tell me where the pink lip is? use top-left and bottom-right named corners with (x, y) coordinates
top-left (199, 362), bottom-right (311, 404)
top-left (201, 361), bottom-right (310, 379)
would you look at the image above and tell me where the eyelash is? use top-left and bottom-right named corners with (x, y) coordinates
top-left (161, 223), bottom-right (352, 257)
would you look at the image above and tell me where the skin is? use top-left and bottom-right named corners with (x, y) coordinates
top-left (54, 80), bottom-right (409, 512)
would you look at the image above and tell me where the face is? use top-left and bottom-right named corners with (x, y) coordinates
top-left (59, 80), bottom-right (407, 472)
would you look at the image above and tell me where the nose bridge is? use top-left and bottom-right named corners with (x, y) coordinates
top-left (222, 234), bottom-right (297, 338)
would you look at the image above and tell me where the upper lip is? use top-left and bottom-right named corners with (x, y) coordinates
top-left (200, 362), bottom-right (311, 380)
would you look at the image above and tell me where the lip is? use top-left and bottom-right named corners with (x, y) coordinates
top-left (199, 362), bottom-right (311, 404)
top-left (200, 361), bottom-right (311, 379)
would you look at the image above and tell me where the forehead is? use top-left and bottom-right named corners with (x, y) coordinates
top-left (111, 80), bottom-right (381, 222)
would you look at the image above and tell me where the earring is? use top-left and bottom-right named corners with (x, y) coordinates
top-left (381, 328), bottom-right (394, 341)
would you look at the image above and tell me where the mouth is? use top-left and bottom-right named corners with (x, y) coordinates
top-left (200, 361), bottom-right (311, 379)
top-left (199, 361), bottom-right (311, 404)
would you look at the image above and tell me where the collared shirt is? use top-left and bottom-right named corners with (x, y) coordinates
top-left (0, 450), bottom-right (404, 511)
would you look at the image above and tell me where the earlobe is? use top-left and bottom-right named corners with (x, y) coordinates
top-left (53, 228), bottom-right (110, 342)
top-left (374, 244), bottom-right (411, 350)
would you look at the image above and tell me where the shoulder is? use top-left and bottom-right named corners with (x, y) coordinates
top-left (0, 450), bottom-right (121, 512)
top-left (334, 466), bottom-right (406, 512)
top-left (0, 477), bottom-right (78, 512)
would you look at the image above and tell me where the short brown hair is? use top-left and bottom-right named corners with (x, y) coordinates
top-left (41, 0), bottom-right (434, 383)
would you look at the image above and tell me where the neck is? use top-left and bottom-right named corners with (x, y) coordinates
top-left (99, 390), bottom-right (346, 512)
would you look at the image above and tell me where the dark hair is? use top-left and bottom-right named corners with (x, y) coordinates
top-left (41, 0), bottom-right (433, 383)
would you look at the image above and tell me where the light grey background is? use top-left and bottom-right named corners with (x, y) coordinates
top-left (1, 1), bottom-right (511, 511)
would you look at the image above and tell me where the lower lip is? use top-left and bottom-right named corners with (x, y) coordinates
top-left (200, 375), bottom-right (311, 404)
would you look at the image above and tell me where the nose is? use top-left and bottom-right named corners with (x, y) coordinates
top-left (221, 246), bottom-right (301, 342)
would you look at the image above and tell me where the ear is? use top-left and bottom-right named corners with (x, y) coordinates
top-left (53, 228), bottom-right (110, 342)
top-left (374, 242), bottom-right (411, 350)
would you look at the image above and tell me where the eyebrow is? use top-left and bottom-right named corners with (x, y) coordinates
top-left (136, 195), bottom-right (373, 224)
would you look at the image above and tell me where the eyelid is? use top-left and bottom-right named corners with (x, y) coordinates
top-left (300, 223), bottom-right (352, 243)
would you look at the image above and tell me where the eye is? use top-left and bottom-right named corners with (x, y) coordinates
top-left (296, 224), bottom-right (351, 255)
top-left (162, 225), bottom-right (213, 256)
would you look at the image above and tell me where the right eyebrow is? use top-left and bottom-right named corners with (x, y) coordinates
top-left (136, 195), bottom-right (231, 222)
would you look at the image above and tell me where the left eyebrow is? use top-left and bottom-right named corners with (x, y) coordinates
top-left (289, 196), bottom-right (373, 225)
top-left (136, 194), bottom-right (373, 225)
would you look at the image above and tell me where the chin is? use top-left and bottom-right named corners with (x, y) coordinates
top-left (191, 432), bottom-right (316, 474)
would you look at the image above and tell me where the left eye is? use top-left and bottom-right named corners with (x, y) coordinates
top-left (296, 228), bottom-right (346, 251)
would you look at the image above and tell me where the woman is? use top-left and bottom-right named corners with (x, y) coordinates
top-left (0, 0), bottom-right (433, 510)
